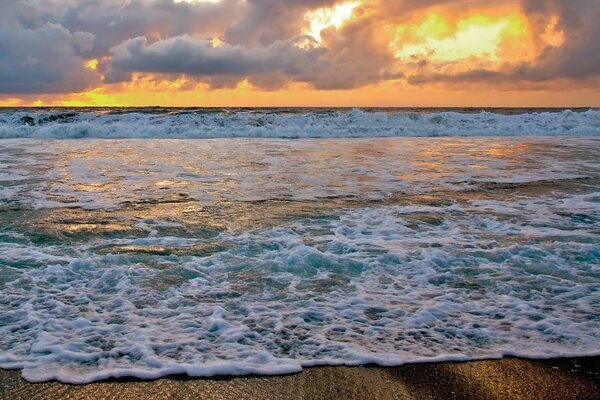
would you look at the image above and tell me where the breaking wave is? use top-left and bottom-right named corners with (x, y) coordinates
top-left (0, 108), bottom-right (599, 138)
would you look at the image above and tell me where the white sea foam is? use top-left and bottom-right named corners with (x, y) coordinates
top-left (0, 108), bottom-right (599, 138)
top-left (0, 136), bottom-right (598, 383)
top-left (0, 194), bottom-right (599, 383)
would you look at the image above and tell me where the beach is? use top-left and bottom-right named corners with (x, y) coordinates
top-left (1, 110), bottom-right (599, 392)
top-left (2, 0), bottom-right (600, 396)
top-left (2, 357), bottom-right (599, 400)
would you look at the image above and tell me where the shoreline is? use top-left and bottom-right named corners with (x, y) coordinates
top-left (2, 356), bottom-right (598, 400)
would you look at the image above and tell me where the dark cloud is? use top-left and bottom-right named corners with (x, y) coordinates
top-left (0, 4), bottom-right (99, 94)
top-left (0, 0), bottom-right (244, 94)
top-left (292, 15), bottom-right (397, 89)
top-left (224, 0), bottom-right (337, 46)
top-left (13, 0), bottom-right (243, 57)
top-left (104, 35), bottom-right (326, 87)
top-left (520, 0), bottom-right (600, 80)
top-left (100, 0), bottom-right (397, 90)
top-left (102, 0), bottom-right (401, 90)
top-left (104, 24), bottom-right (394, 90)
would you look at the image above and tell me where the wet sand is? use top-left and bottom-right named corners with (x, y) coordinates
top-left (1, 357), bottom-right (598, 400)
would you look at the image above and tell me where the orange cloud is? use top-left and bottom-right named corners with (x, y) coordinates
top-left (1, 0), bottom-right (599, 106)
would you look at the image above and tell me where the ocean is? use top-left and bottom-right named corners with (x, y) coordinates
top-left (0, 108), bottom-right (599, 383)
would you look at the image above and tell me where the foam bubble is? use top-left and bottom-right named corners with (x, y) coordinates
top-left (1, 193), bottom-right (599, 383)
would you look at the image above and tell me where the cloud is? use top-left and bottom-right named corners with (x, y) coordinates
top-left (1, 0), bottom-right (599, 95)
top-left (104, 22), bottom-right (394, 90)
top-left (521, 0), bottom-right (600, 80)
top-left (406, 0), bottom-right (600, 87)
top-left (224, 0), bottom-right (337, 45)
top-left (0, 6), bottom-right (99, 94)
top-left (14, 0), bottom-right (243, 57)
top-left (0, 0), bottom-right (243, 94)
top-left (104, 35), bottom-right (326, 87)
top-left (102, 0), bottom-right (397, 90)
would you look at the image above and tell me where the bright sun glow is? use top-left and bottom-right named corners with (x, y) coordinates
top-left (304, 1), bottom-right (360, 42)
top-left (393, 14), bottom-right (528, 62)
top-left (542, 16), bottom-right (565, 47)
top-left (85, 59), bottom-right (99, 70)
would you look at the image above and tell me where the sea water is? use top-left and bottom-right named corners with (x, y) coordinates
top-left (0, 108), bottom-right (599, 383)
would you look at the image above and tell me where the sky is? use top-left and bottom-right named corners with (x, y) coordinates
top-left (1, 0), bottom-right (599, 107)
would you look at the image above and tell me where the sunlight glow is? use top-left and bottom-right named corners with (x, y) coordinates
top-left (211, 36), bottom-right (225, 48)
top-left (304, 1), bottom-right (360, 42)
top-left (393, 14), bottom-right (528, 62)
top-left (542, 16), bottom-right (565, 47)
top-left (85, 59), bottom-right (99, 70)
top-left (0, 98), bottom-right (25, 106)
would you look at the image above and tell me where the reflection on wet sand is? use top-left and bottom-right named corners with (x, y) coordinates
top-left (0, 357), bottom-right (598, 400)
top-left (3, 138), bottom-right (597, 209)
top-left (6, 175), bottom-right (597, 247)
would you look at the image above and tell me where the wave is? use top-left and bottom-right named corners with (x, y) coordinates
top-left (1, 194), bottom-right (599, 383)
top-left (0, 108), bottom-right (599, 138)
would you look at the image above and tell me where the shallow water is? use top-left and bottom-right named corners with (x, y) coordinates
top-left (0, 137), bottom-right (599, 383)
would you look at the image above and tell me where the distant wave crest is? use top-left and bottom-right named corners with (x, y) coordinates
top-left (1, 108), bottom-right (599, 138)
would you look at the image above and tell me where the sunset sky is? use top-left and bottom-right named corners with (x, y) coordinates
top-left (1, 0), bottom-right (599, 107)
